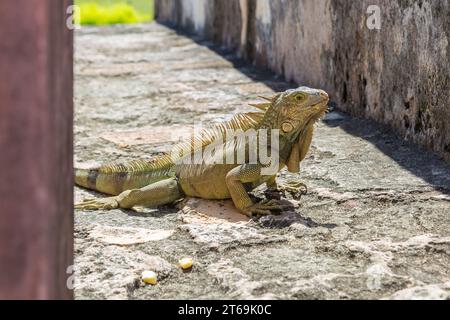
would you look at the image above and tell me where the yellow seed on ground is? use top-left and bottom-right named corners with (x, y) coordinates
top-left (141, 270), bottom-right (157, 285)
top-left (179, 257), bottom-right (193, 270)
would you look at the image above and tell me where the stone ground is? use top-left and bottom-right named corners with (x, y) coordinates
top-left (74, 23), bottom-right (450, 300)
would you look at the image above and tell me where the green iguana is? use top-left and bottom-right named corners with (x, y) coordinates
top-left (75, 87), bottom-right (329, 217)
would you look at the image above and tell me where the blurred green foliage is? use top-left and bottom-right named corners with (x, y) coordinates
top-left (75, 0), bottom-right (154, 25)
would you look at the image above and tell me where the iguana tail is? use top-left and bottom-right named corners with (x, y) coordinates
top-left (75, 157), bottom-right (174, 195)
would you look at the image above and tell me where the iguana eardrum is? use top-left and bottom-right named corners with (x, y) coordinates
top-left (75, 87), bottom-right (329, 217)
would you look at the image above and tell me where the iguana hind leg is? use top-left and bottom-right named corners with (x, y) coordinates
top-left (75, 177), bottom-right (183, 211)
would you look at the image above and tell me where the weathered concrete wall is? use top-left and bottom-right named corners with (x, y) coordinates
top-left (155, 0), bottom-right (450, 162)
top-left (155, 0), bottom-right (243, 50)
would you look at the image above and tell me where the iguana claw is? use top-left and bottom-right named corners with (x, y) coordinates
top-left (265, 181), bottom-right (307, 201)
top-left (277, 181), bottom-right (307, 198)
top-left (242, 199), bottom-right (290, 217)
top-left (75, 197), bottom-right (119, 210)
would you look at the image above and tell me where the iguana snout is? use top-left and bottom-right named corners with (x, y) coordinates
top-left (308, 89), bottom-right (329, 108)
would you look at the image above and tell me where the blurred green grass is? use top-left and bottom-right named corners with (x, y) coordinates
top-left (75, 0), bottom-right (154, 25)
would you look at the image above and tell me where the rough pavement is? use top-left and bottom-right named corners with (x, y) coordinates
top-left (74, 23), bottom-right (450, 300)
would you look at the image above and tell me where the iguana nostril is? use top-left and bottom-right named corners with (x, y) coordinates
top-left (319, 91), bottom-right (329, 100)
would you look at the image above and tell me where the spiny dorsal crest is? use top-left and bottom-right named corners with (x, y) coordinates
top-left (97, 111), bottom-right (267, 174)
top-left (248, 92), bottom-right (280, 112)
top-left (170, 111), bottom-right (265, 160)
top-left (169, 93), bottom-right (282, 162)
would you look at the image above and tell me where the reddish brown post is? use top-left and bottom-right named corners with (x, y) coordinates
top-left (0, 0), bottom-right (74, 299)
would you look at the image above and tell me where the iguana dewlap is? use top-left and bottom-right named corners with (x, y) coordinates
top-left (75, 87), bottom-right (329, 217)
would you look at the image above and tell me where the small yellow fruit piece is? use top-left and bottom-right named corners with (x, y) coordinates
top-left (179, 257), bottom-right (193, 270)
top-left (141, 270), bottom-right (157, 285)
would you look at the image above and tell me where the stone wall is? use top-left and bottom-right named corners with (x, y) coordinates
top-left (155, 0), bottom-right (450, 162)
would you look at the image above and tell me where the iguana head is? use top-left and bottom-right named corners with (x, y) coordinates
top-left (258, 86), bottom-right (329, 141)
top-left (254, 87), bottom-right (329, 173)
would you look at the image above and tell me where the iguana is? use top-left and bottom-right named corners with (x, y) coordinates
top-left (75, 87), bottom-right (329, 217)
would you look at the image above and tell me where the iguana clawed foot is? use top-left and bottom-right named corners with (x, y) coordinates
top-left (75, 196), bottom-right (119, 210)
top-left (242, 199), bottom-right (290, 217)
top-left (279, 181), bottom-right (307, 195)
top-left (270, 181), bottom-right (307, 199)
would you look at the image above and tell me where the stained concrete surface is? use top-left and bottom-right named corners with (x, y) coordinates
top-left (74, 23), bottom-right (450, 300)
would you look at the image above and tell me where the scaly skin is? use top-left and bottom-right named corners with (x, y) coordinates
top-left (75, 87), bottom-right (329, 217)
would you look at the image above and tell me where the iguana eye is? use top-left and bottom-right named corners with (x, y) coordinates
top-left (295, 94), bottom-right (305, 101)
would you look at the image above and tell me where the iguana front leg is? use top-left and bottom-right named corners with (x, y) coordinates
top-left (75, 178), bottom-right (183, 210)
top-left (226, 165), bottom-right (289, 217)
top-left (264, 122), bottom-right (312, 199)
